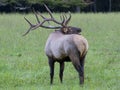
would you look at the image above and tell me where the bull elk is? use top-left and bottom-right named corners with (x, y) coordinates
top-left (23, 4), bottom-right (89, 85)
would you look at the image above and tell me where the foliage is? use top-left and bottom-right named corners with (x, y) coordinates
top-left (112, 0), bottom-right (120, 11)
top-left (96, 0), bottom-right (109, 11)
top-left (1, 0), bottom-right (120, 12)
top-left (96, 0), bottom-right (120, 11)
top-left (0, 13), bottom-right (120, 89)
top-left (0, 0), bottom-right (87, 12)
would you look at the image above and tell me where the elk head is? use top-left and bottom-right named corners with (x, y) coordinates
top-left (23, 4), bottom-right (81, 36)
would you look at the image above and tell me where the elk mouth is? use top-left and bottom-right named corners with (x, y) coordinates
top-left (76, 32), bottom-right (81, 35)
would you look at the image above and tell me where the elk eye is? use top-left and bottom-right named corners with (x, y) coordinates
top-left (69, 28), bottom-right (72, 31)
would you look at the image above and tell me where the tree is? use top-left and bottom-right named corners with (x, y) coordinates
top-left (109, 0), bottom-right (111, 12)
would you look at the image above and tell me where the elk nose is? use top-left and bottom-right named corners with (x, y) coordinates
top-left (77, 28), bottom-right (82, 32)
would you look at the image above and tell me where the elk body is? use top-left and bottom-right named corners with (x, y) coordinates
top-left (23, 4), bottom-right (88, 85)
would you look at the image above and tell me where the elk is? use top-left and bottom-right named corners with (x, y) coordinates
top-left (23, 4), bottom-right (88, 85)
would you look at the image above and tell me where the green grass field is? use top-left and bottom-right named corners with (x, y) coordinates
top-left (0, 13), bottom-right (120, 90)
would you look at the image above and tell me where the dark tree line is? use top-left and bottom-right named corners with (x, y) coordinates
top-left (95, 0), bottom-right (118, 12)
top-left (0, 0), bottom-right (120, 13)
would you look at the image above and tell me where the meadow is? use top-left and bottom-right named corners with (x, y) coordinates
top-left (0, 13), bottom-right (120, 90)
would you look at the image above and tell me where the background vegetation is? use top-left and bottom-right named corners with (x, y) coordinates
top-left (0, 13), bottom-right (120, 89)
top-left (0, 0), bottom-right (120, 13)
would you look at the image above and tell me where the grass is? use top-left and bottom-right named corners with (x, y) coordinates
top-left (0, 13), bottom-right (120, 90)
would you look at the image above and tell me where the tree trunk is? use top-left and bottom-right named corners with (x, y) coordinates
top-left (76, 6), bottom-right (80, 13)
top-left (94, 0), bottom-right (97, 12)
top-left (109, 0), bottom-right (111, 12)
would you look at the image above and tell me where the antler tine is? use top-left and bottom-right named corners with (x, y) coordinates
top-left (22, 27), bottom-right (32, 36)
top-left (44, 4), bottom-right (66, 25)
top-left (63, 13), bottom-right (67, 19)
top-left (37, 6), bottom-right (61, 25)
top-left (60, 14), bottom-right (63, 21)
top-left (60, 14), bottom-right (66, 26)
top-left (37, 11), bottom-right (51, 25)
top-left (37, 12), bottom-right (46, 19)
top-left (23, 17), bottom-right (35, 36)
top-left (44, 4), bottom-right (53, 18)
top-left (24, 4), bottom-right (72, 36)
top-left (33, 10), bottom-right (40, 23)
top-left (64, 12), bottom-right (71, 25)
top-left (24, 17), bottom-right (34, 27)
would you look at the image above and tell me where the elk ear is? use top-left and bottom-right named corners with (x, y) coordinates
top-left (61, 27), bottom-right (68, 34)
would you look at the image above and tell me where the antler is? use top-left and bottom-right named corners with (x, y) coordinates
top-left (23, 4), bottom-right (71, 36)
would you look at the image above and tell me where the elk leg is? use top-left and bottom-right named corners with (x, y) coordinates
top-left (79, 55), bottom-right (86, 84)
top-left (48, 57), bottom-right (55, 85)
top-left (59, 62), bottom-right (64, 83)
top-left (69, 53), bottom-right (84, 84)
